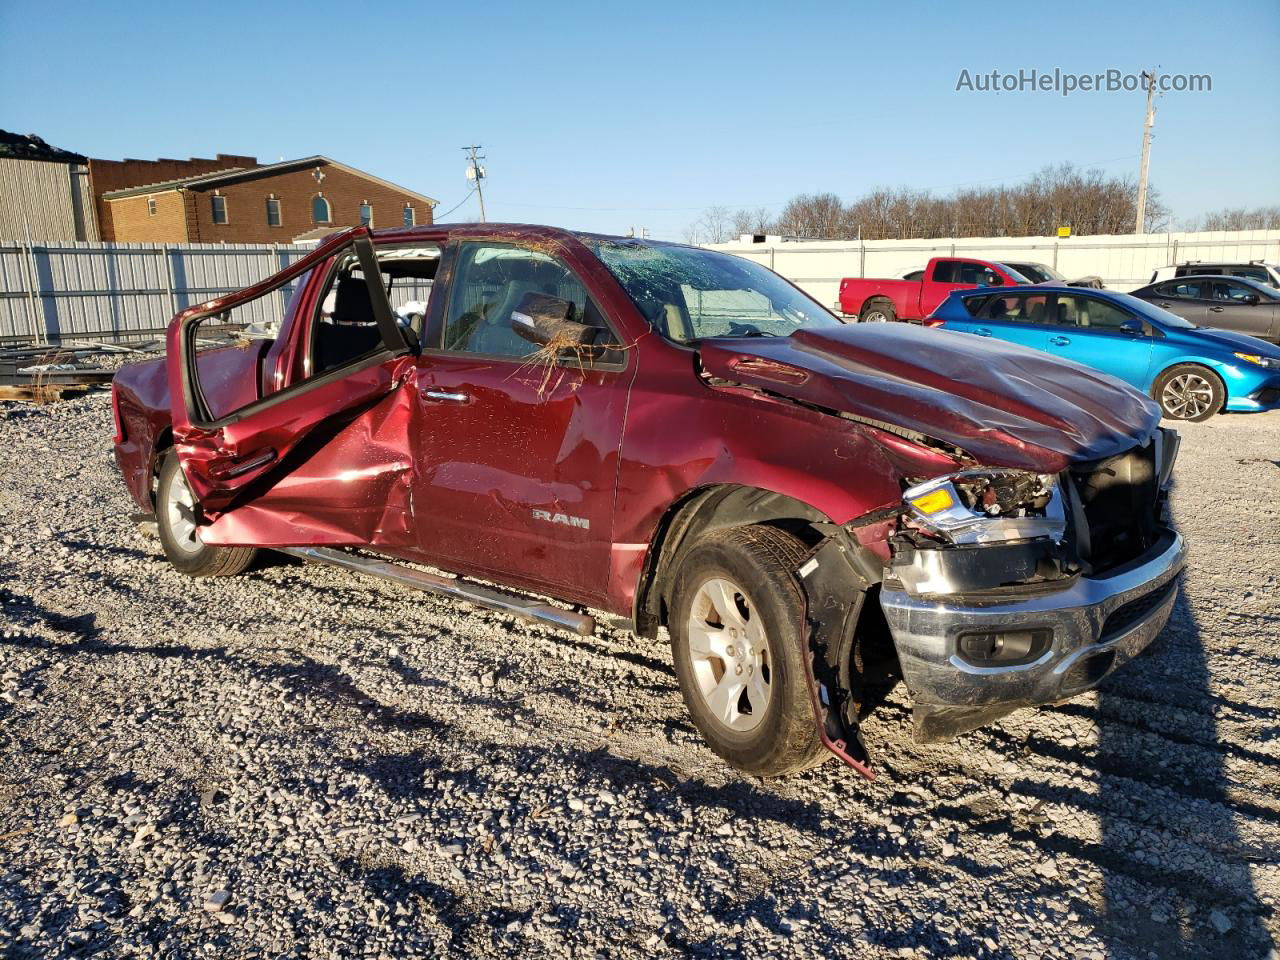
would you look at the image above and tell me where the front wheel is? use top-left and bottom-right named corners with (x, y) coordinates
top-left (156, 453), bottom-right (257, 576)
top-left (1152, 364), bottom-right (1224, 421)
top-left (669, 525), bottom-right (826, 777)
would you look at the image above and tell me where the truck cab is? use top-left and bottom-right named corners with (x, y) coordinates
top-left (838, 257), bottom-right (1028, 323)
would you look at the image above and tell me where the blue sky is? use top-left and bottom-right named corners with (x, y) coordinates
top-left (2, 0), bottom-right (1276, 239)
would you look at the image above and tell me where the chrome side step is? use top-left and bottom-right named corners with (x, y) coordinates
top-left (278, 546), bottom-right (596, 637)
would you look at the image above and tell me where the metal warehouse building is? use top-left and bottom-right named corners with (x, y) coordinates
top-left (0, 131), bottom-right (98, 243)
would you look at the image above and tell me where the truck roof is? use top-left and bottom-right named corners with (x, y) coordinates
top-left (348, 222), bottom-right (696, 251)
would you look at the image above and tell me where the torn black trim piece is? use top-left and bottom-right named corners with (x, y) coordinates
top-left (797, 535), bottom-right (875, 776)
top-left (912, 700), bottom-right (1022, 743)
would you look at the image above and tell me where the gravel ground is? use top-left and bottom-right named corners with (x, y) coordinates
top-left (1, 390), bottom-right (1277, 960)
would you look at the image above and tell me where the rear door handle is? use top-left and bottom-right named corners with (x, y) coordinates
top-left (1157, 302), bottom-right (1172, 308)
top-left (1049, 336), bottom-right (1071, 346)
top-left (420, 388), bottom-right (470, 404)
top-left (1210, 306), bottom-right (1225, 313)
top-left (973, 327), bottom-right (992, 337)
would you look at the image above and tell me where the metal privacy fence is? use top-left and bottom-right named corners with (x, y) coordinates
top-left (0, 242), bottom-right (314, 344)
top-left (709, 229), bottom-right (1280, 308)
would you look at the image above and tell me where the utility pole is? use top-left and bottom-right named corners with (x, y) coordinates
top-left (1135, 69), bottom-right (1157, 234)
top-left (462, 145), bottom-right (487, 222)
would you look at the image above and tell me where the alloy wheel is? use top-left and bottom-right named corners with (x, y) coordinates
top-left (164, 465), bottom-right (202, 555)
top-left (1161, 373), bottom-right (1214, 419)
top-left (685, 577), bottom-right (772, 732)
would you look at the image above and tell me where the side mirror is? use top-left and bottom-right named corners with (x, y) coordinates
top-left (1119, 318), bottom-right (1144, 336)
top-left (988, 275), bottom-right (1005, 287)
top-left (511, 292), bottom-right (602, 358)
top-left (1243, 293), bottom-right (1260, 305)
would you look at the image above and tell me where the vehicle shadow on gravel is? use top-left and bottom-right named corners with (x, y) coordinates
top-left (1093, 587), bottom-right (1272, 959)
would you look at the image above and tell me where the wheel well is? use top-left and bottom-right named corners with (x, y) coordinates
top-left (148, 426), bottom-right (174, 508)
top-left (861, 296), bottom-right (893, 316)
top-left (633, 484), bottom-right (829, 638)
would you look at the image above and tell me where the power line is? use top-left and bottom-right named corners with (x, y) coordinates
top-left (432, 187), bottom-right (478, 222)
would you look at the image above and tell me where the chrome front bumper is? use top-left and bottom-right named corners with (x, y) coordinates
top-left (879, 531), bottom-right (1186, 740)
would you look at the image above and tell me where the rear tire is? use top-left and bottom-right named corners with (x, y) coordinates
top-left (156, 453), bottom-right (257, 577)
top-left (860, 298), bottom-right (896, 323)
top-left (669, 525), bottom-right (826, 777)
top-left (1152, 364), bottom-right (1224, 422)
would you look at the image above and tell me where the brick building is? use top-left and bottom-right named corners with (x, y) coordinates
top-left (95, 155), bottom-right (436, 243)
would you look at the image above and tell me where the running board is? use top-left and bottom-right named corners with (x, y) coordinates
top-left (278, 546), bottom-right (596, 637)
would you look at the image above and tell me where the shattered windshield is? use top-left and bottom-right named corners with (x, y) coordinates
top-left (585, 238), bottom-right (839, 342)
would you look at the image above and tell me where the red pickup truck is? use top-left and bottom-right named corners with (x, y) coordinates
top-left (838, 257), bottom-right (1028, 323)
top-left (111, 224), bottom-right (1184, 780)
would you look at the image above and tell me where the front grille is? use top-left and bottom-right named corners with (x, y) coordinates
top-left (1100, 579), bottom-right (1177, 642)
top-left (1069, 442), bottom-right (1161, 572)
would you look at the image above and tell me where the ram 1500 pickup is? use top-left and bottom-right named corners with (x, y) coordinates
top-left (111, 225), bottom-right (1185, 779)
top-left (838, 257), bottom-right (1028, 323)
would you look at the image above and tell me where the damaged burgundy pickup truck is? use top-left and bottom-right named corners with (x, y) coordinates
top-left (111, 224), bottom-right (1186, 779)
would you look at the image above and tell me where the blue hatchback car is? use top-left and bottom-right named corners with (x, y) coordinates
top-left (927, 284), bottom-right (1280, 421)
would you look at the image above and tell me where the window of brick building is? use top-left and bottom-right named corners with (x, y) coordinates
top-left (312, 195), bottom-right (331, 224)
top-left (147, 197), bottom-right (157, 217)
top-left (403, 204), bottom-right (414, 227)
top-left (211, 195), bottom-right (228, 225)
top-left (266, 198), bottom-right (281, 227)
top-left (360, 203), bottom-right (373, 228)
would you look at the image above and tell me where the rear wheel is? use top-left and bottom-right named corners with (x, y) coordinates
top-left (860, 298), bottom-right (896, 323)
top-left (1152, 364), bottom-right (1224, 422)
top-left (669, 525), bottom-right (826, 777)
top-left (156, 453), bottom-right (257, 577)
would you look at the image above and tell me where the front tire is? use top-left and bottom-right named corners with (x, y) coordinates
top-left (669, 525), bottom-right (826, 777)
top-left (156, 453), bottom-right (257, 577)
top-left (1152, 364), bottom-right (1224, 421)
top-left (860, 298), bottom-right (896, 323)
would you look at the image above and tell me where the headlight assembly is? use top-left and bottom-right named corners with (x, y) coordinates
top-left (903, 470), bottom-right (1067, 545)
top-left (1234, 352), bottom-right (1280, 369)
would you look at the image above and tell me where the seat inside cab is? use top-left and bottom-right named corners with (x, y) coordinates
top-left (311, 247), bottom-right (439, 374)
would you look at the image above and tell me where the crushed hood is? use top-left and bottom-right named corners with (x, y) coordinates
top-left (698, 324), bottom-right (1160, 473)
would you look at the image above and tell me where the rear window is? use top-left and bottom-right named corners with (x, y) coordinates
top-left (933, 261), bottom-right (1008, 286)
top-left (1162, 280), bottom-right (1205, 299)
top-left (932, 261), bottom-right (960, 283)
top-left (1228, 267), bottom-right (1271, 283)
top-left (982, 294), bottom-right (1048, 323)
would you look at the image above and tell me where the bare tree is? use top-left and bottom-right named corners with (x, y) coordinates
top-left (1191, 206), bottom-right (1280, 231)
top-left (731, 207), bottom-right (776, 236)
top-left (775, 193), bottom-right (846, 239)
top-left (683, 205), bottom-right (734, 244)
top-left (686, 165), bottom-right (1191, 243)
